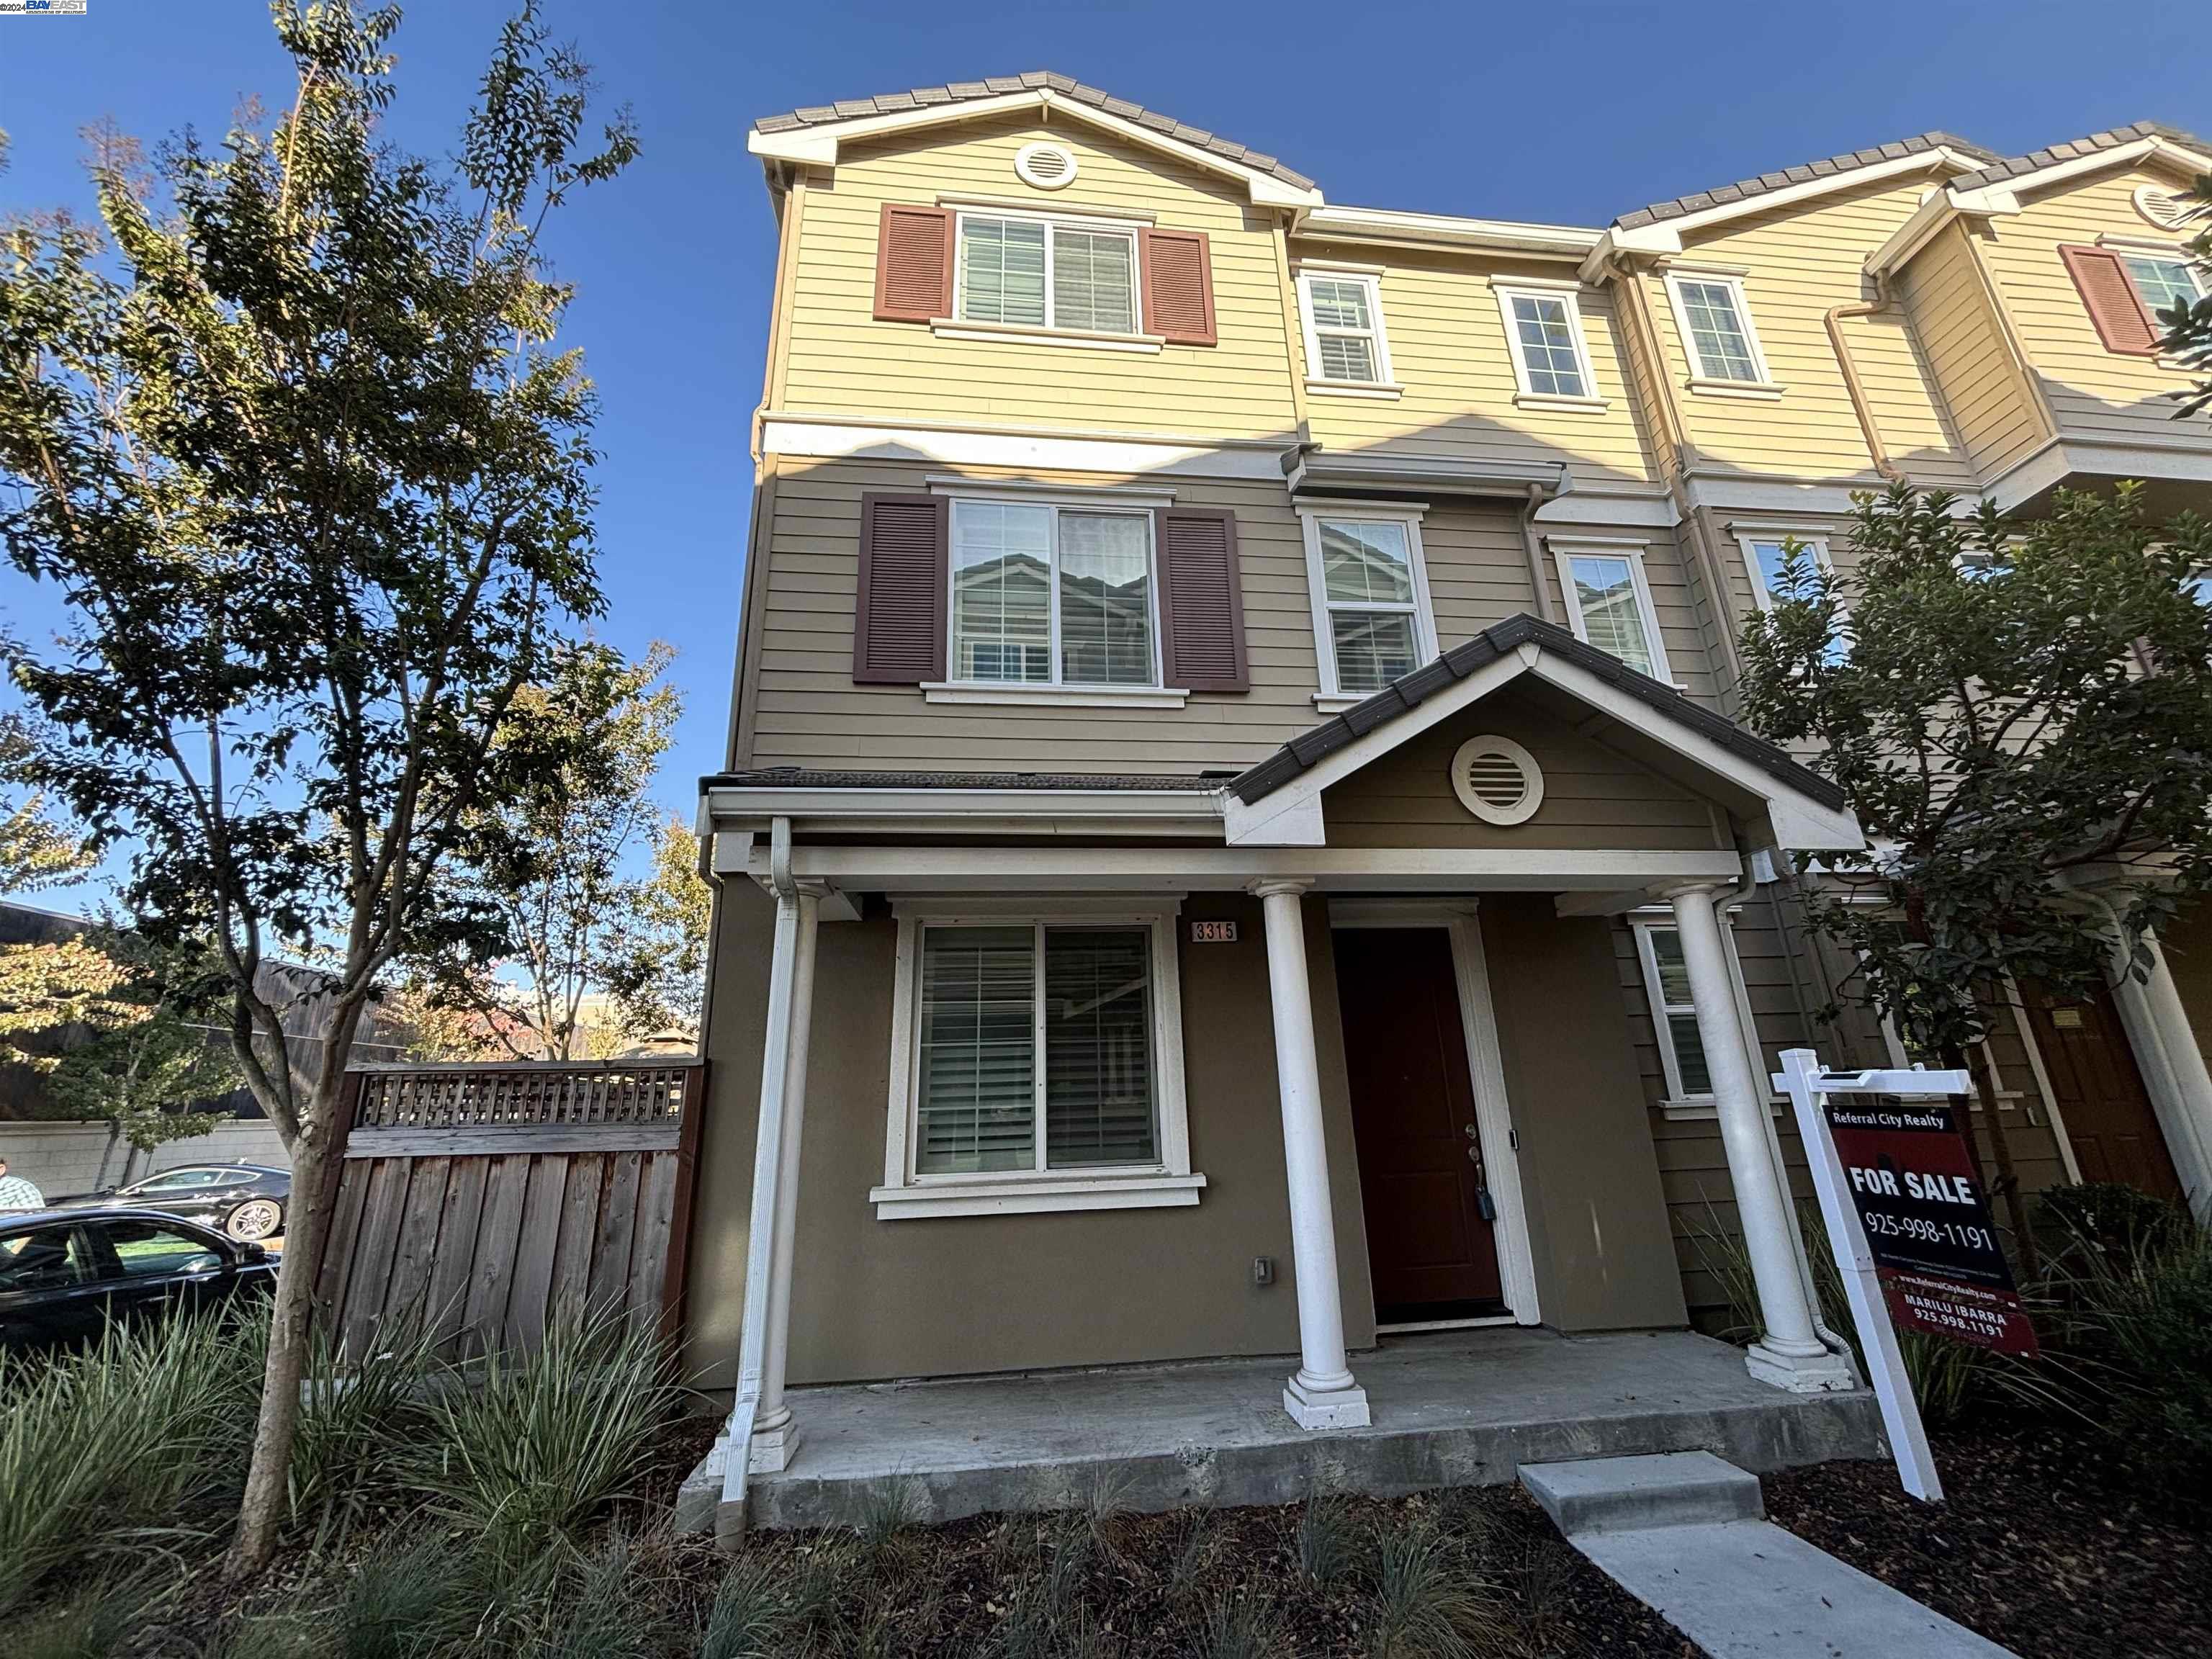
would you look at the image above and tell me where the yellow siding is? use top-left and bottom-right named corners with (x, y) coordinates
top-left (1978, 161), bottom-right (2210, 454)
top-left (1287, 239), bottom-right (1657, 487)
top-left (1642, 176), bottom-right (1969, 482)
top-left (1894, 220), bottom-right (2049, 477)
top-left (777, 114), bottom-right (1299, 441)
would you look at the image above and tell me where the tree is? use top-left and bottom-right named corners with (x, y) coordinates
top-left (408, 640), bottom-right (680, 1059)
top-left (0, 717), bottom-right (93, 893)
top-left (601, 813), bottom-right (711, 1046)
top-left (1738, 484), bottom-right (2212, 1273)
top-left (0, 1), bottom-right (632, 1575)
top-left (0, 925), bottom-right (238, 1185)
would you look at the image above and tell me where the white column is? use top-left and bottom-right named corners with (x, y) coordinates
top-left (749, 880), bottom-right (822, 1472)
top-left (2107, 928), bottom-right (2212, 1222)
top-left (1663, 881), bottom-right (1853, 1393)
top-left (1254, 880), bottom-right (1370, 1430)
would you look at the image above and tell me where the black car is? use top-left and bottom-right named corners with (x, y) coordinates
top-left (0, 1208), bottom-right (278, 1354)
top-left (56, 1161), bottom-right (289, 1242)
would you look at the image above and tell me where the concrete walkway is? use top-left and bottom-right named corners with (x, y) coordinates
top-left (1524, 1452), bottom-right (2016, 1659)
top-left (683, 1326), bottom-right (1881, 1533)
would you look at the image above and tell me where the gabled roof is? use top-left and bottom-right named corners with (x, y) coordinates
top-left (1612, 131), bottom-right (1995, 231)
top-left (1949, 120), bottom-right (2212, 193)
top-left (1231, 613), bottom-right (1846, 811)
top-left (750, 70), bottom-right (1317, 192)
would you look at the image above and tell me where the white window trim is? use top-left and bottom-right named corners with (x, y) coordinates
top-left (1549, 536), bottom-right (1678, 687)
top-left (940, 490), bottom-right (1166, 696)
top-left (952, 206), bottom-right (1143, 338)
top-left (1664, 271), bottom-right (1781, 395)
top-left (1491, 279), bottom-right (1606, 410)
top-left (1629, 909), bottom-right (1779, 1118)
top-left (1295, 267), bottom-right (1397, 390)
top-left (1298, 502), bottom-right (1438, 701)
top-left (873, 898), bottom-right (1200, 1220)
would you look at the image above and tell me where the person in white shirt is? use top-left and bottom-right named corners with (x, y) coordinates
top-left (0, 1157), bottom-right (47, 1213)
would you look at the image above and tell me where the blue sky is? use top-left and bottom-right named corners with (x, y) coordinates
top-left (3, 0), bottom-right (2209, 911)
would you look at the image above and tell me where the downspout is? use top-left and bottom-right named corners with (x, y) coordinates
top-left (1824, 274), bottom-right (1907, 484)
top-left (1516, 482), bottom-right (1562, 626)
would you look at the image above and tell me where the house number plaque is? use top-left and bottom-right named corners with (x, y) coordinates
top-left (1189, 920), bottom-right (1238, 943)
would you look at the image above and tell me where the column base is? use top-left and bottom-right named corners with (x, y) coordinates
top-left (746, 1408), bottom-right (801, 1473)
top-left (1284, 1372), bottom-right (1372, 1430)
top-left (1744, 1340), bottom-right (1858, 1394)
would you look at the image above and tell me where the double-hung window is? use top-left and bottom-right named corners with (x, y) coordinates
top-left (1299, 507), bottom-right (1436, 701)
top-left (1297, 269), bottom-right (1394, 388)
top-left (956, 212), bottom-right (1138, 334)
top-left (1551, 539), bottom-right (1672, 683)
top-left (948, 498), bottom-right (1157, 688)
top-left (1740, 531), bottom-right (1849, 662)
top-left (876, 906), bottom-right (1201, 1218)
top-left (1495, 282), bottom-right (1599, 403)
top-left (1668, 273), bottom-right (1773, 388)
top-left (2121, 250), bottom-right (2206, 322)
top-left (1631, 914), bottom-right (1771, 1116)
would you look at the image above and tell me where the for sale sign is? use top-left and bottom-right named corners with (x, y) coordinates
top-left (1821, 1098), bottom-right (2038, 1357)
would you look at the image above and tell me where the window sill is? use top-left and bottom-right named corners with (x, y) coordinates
top-left (870, 1171), bottom-right (1208, 1220)
top-left (1514, 392), bottom-right (1610, 413)
top-left (1305, 379), bottom-right (1404, 400)
top-left (1658, 1097), bottom-right (1787, 1121)
top-left (922, 682), bottom-right (1191, 709)
top-left (1686, 377), bottom-right (1785, 401)
top-left (1312, 691), bottom-right (1368, 714)
top-left (930, 318), bottom-right (1164, 354)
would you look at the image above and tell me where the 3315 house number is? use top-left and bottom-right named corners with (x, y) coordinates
top-left (1190, 920), bottom-right (1238, 943)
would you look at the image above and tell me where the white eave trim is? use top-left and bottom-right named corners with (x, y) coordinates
top-left (1948, 135), bottom-right (2212, 214)
top-left (747, 90), bottom-right (1324, 209)
top-left (702, 783), bottom-right (1230, 839)
top-left (1297, 203), bottom-right (1599, 258)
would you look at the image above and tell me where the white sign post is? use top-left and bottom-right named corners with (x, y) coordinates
top-left (1773, 1047), bottom-right (1965, 1503)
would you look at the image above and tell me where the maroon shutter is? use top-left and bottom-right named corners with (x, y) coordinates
top-left (853, 493), bottom-right (948, 684)
top-left (2059, 244), bottom-right (2159, 356)
top-left (1140, 228), bottom-right (1218, 346)
top-left (1155, 508), bottom-right (1248, 692)
top-left (874, 204), bottom-right (953, 323)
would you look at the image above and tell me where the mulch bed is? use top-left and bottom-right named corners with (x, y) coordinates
top-left (1765, 1422), bottom-right (2211, 1659)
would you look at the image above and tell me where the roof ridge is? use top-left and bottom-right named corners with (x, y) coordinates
top-left (1612, 130), bottom-right (1997, 231)
top-left (1948, 119), bottom-right (2212, 192)
top-left (750, 71), bottom-right (1316, 192)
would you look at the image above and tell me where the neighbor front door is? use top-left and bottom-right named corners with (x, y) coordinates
top-left (1333, 927), bottom-right (1504, 1325)
top-left (2023, 980), bottom-right (2184, 1203)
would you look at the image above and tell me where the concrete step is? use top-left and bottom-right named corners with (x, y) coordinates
top-left (1520, 1450), bottom-right (1765, 1535)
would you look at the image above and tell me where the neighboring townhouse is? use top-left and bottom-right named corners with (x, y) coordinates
top-left (687, 78), bottom-right (2212, 1511)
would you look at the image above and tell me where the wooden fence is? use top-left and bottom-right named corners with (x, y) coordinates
top-left (313, 1061), bottom-right (706, 1362)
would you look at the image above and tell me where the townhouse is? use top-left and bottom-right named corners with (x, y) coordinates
top-left (685, 78), bottom-right (2212, 1517)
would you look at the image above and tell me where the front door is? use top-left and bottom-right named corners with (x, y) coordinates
top-left (1334, 927), bottom-right (1504, 1324)
top-left (2023, 980), bottom-right (2185, 1203)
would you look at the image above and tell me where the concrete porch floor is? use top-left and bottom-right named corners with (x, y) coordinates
top-left (685, 1327), bottom-right (1885, 1533)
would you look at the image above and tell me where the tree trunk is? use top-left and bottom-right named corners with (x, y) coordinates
top-left (1945, 1040), bottom-right (2042, 1282)
top-left (93, 1120), bottom-right (121, 1191)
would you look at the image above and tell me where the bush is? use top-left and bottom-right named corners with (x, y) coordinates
top-left (412, 1308), bottom-right (682, 1552)
top-left (0, 1308), bottom-right (259, 1614)
top-left (287, 1313), bottom-right (443, 1554)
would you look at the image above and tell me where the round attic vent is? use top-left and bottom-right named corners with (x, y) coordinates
top-left (2134, 182), bottom-right (2199, 233)
top-left (1015, 141), bottom-right (1078, 191)
top-left (1451, 735), bottom-right (1543, 827)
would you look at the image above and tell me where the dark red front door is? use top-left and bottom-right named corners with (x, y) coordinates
top-left (2023, 981), bottom-right (2184, 1203)
top-left (1334, 927), bottom-right (1504, 1324)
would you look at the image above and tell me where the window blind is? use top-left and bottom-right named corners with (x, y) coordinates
top-left (916, 927), bottom-right (1036, 1172)
top-left (1044, 929), bottom-right (1157, 1167)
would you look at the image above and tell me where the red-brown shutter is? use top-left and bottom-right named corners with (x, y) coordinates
top-left (1140, 228), bottom-right (1218, 346)
top-left (873, 204), bottom-right (953, 323)
top-left (853, 493), bottom-right (948, 684)
top-left (2058, 244), bottom-right (2159, 356)
top-left (1155, 508), bottom-right (1247, 692)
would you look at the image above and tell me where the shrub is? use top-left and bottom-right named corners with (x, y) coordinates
top-left (699, 1551), bottom-right (796, 1659)
top-left (1364, 1511), bottom-right (1506, 1659)
top-left (0, 1308), bottom-right (258, 1613)
top-left (2047, 1203), bottom-right (2212, 1476)
top-left (287, 1313), bottom-right (442, 1554)
top-left (1295, 1491), bottom-right (1354, 1588)
top-left (412, 1308), bottom-right (681, 1551)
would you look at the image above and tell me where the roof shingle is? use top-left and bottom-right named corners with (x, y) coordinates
top-left (1612, 131), bottom-right (1994, 230)
top-left (1947, 120), bottom-right (2212, 192)
top-left (749, 71), bottom-right (1317, 192)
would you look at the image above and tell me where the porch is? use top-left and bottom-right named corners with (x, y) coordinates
top-left (678, 1325), bottom-right (1883, 1532)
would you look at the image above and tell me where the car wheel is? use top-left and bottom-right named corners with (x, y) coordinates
top-left (225, 1199), bottom-right (284, 1242)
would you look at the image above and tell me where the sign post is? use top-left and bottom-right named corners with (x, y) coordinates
top-left (1773, 1048), bottom-right (2036, 1503)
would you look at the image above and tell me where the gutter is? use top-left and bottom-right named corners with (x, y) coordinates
top-left (1824, 275), bottom-right (1908, 485)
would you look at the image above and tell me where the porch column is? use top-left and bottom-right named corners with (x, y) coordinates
top-left (1661, 881), bottom-right (1853, 1393)
top-left (750, 879), bottom-right (824, 1471)
top-left (1254, 879), bottom-right (1370, 1430)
